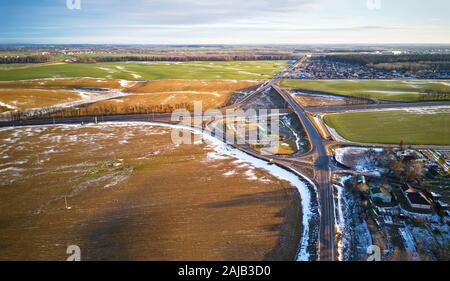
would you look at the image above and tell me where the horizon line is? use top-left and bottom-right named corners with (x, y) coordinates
top-left (1, 43), bottom-right (450, 46)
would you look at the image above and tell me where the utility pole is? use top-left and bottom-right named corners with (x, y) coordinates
top-left (64, 196), bottom-right (72, 210)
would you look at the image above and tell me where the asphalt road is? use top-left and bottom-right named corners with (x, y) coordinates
top-left (0, 113), bottom-right (177, 128)
top-left (2, 108), bottom-right (327, 261)
top-left (272, 84), bottom-right (336, 261)
top-left (1, 59), bottom-right (335, 261)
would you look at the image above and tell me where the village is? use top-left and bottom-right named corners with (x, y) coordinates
top-left (289, 56), bottom-right (450, 80)
top-left (332, 145), bottom-right (450, 260)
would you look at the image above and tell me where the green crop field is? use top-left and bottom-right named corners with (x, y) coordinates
top-left (0, 61), bottom-right (287, 81)
top-left (324, 108), bottom-right (450, 145)
top-left (281, 80), bottom-right (450, 101)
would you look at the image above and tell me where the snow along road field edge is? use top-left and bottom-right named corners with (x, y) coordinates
top-left (0, 121), bottom-right (319, 261)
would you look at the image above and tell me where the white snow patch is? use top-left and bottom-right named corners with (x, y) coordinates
top-left (119, 80), bottom-right (133, 88)
top-left (1, 121), bottom-right (318, 260)
top-left (244, 169), bottom-right (258, 181)
top-left (223, 170), bottom-right (236, 176)
top-left (0, 101), bottom-right (17, 110)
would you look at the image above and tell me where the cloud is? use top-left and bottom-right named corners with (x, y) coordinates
top-left (1, 0), bottom-right (449, 44)
top-left (81, 0), bottom-right (320, 25)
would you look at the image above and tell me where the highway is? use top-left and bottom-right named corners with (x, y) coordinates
top-left (0, 113), bottom-right (177, 128)
top-left (2, 55), bottom-right (450, 261)
top-left (0, 58), bottom-right (336, 261)
top-left (272, 84), bottom-right (335, 261)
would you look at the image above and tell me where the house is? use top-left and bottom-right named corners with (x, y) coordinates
top-left (382, 214), bottom-right (394, 225)
top-left (396, 149), bottom-right (416, 160)
top-left (356, 175), bottom-right (369, 192)
top-left (370, 186), bottom-right (392, 203)
top-left (437, 200), bottom-right (449, 211)
top-left (357, 175), bottom-right (366, 184)
top-left (401, 185), bottom-right (432, 211)
top-left (430, 191), bottom-right (442, 200)
top-left (367, 206), bottom-right (379, 218)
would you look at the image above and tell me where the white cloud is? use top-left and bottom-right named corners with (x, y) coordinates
top-left (1, 0), bottom-right (449, 44)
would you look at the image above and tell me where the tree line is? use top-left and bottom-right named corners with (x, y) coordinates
top-left (323, 54), bottom-right (450, 66)
top-left (5, 103), bottom-right (196, 121)
top-left (0, 54), bottom-right (51, 64)
top-left (75, 54), bottom-right (295, 63)
top-left (421, 91), bottom-right (450, 101)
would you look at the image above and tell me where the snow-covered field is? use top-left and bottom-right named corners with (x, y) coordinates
top-left (333, 175), bottom-right (372, 261)
top-left (160, 121), bottom-right (319, 260)
top-left (334, 146), bottom-right (387, 176)
top-left (292, 91), bottom-right (347, 100)
top-left (0, 121), bottom-right (320, 260)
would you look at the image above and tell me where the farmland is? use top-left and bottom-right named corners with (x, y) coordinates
top-left (0, 61), bottom-right (287, 81)
top-left (84, 80), bottom-right (259, 113)
top-left (290, 92), bottom-right (368, 107)
top-left (0, 78), bottom-right (135, 112)
top-left (0, 88), bottom-right (84, 111)
top-left (0, 123), bottom-right (301, 260)
top-left (0, 79), bottom-right (258, 116)
top-left (282, 80), bottom-right (450, 101)
top-left (323, 108), bottom-right (450, 145)
top-left (0, 77), bottom-right (126, 89)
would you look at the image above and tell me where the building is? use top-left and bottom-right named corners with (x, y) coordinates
top-left (357, 175), bottom-right (366, 184)
top-left (437, 200), bottom-right (449, 211)
top-left (370, 186), bottom-right (392, 204)
top-left (356, 175), bottom-right (369, 192)
top-left (401, 185), bottom-right (432, 211)
top-left (430, 191), bottom-right (442, 200)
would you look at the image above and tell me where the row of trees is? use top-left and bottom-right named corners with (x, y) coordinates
top-left (0, 54), bottom-right (51, 64)
top-left (75, 54), bottom-right (295, 63)
top-left (421, 91), bottom-right (450, 101)
top-left (370, 62), bottom-right (432, 71)
top-left (5, 103), bottom-right (196, 121)
top-left (388, 157), bottom-right (425, 183)
top-left (324, 54), bottom-right (450, 66)
top-left (352, 91), bottom-right (449, 101)
top-left (368, 142), bottom-right (426, 183)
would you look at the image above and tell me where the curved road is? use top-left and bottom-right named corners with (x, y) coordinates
top-left (4, 58), bottom-right (449, 262)
top-left (0, 59), bottom-right (336, 261)
top-left (272, 84), bottom-right (335, 261)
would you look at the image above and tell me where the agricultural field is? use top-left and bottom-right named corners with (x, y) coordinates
top-left (0, 88), bottom-right (84, 111)
top-left (85, 80), bottom-right (259, 113)
top-left (282, 80), bottom-right (450, 101)
top-left (0, 77), bottom-right (126, 89)
top-left (0, 123), bottom-right (301, 260)
top-left (0, 61), bottom-right (287, 81)
top-left (323, 108), bottom-right (450, 145)
top-left (290, 92), bottom-right (368, 107)
top-left (0, 78), bottom-right (257, 116)
top-left (0, 64), bottom-right (29, 70)
top-left (0, 78), bottom-right (136, 112)
top-left (252, 142), bottom-right (296, 155)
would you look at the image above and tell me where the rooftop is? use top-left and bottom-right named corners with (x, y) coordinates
top-left (406, 192), bottom-right (431, 206)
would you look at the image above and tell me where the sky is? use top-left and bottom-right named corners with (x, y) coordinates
top-left (0, 0), bottom-right (449, 44)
